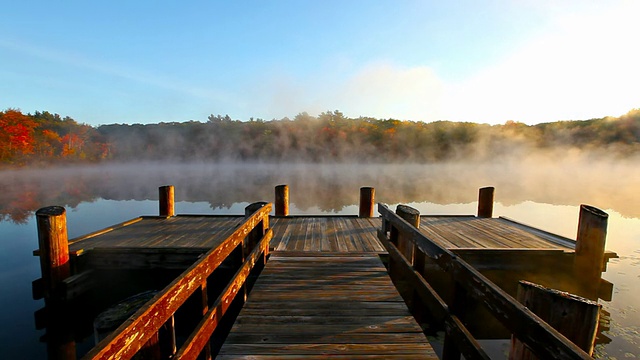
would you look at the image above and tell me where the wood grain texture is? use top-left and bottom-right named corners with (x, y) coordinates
top-left (69, 214), bottom-right (578, 257)
top-left (218, 254), bottom-right (437, 359)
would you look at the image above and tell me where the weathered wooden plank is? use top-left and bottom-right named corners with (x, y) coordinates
top-left (233, 315), bottom-right (415, 326)
top-left (246, 291), bottom-right (404, 302)
top-left (82, 205), bottom-right (272, 360)
top-left (251, 283), bottom-right (398, 291)
top-left (417, 215), bottom-right (572, 250)
top-left (227, 322), bottom-right (424, 335)
top-left (175, 229), bottom-right (272, 359)
top-left (256, 267), bottom-right (386, 274)
top-left (220, 254), bottom-right (434, 358)
top-left (70, 216), bottom-right (245, 252)
top-left (219, 343), bottom-right (433, 355)
top-left (251, 271), bottom-right (391, 280)
top-left (378, 204), bottom-right (593, 360)
top-left (216, 355), bottom-right (434, 360)
top-left (250, 279), bottom-right (393, 288)
top-left (381, 228), bottom-right (492, 359)
top-left (239, 302), bottom-right (411, 316)
top-left (223, 332), bottom-right (428, 344)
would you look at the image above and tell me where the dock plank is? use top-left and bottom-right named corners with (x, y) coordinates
top-left (419, 216), bottom-right (571, 250)
top-left (68, 214), bottom-right (575, 255)
top-left (218, 254), bottom-right (436, 359)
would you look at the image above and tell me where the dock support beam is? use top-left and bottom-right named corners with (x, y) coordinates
top-left (275, 185), bottom-right (289, 216)
top-left (575, 204), bottom-right (608, 298)
top-left (359, 187), bottom-right (375, 218)
top-left (477, 186), bottom-right (495, 218)
top-left (159, 185), bottom-right (175, 217)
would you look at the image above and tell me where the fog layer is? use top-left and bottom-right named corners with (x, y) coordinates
top-left (1, 156), bottom-right (638, 223)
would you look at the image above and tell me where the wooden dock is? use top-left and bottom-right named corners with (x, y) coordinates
top-left (32, 185), bottom-right (617, 360)
top-left (218, 254), bottom-right (436, 359)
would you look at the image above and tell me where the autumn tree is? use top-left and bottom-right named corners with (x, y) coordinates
top-left (0, 109), bottom-right (39, 163)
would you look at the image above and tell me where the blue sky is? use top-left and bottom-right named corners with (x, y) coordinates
top-left (1, 1), bottom-right (638, 126)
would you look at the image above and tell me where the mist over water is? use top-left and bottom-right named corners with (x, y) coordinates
top-left (1, 157), bottom-right (639, 223)
top-left (0, 159), bottom-right (638, 359)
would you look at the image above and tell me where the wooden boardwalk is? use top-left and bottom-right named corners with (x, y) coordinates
top-left (33, 187), bottom-right (618, 359)
top-left (218, 254), bottom-right (437, 359)
top-left (68, 215), bottom-right (581, 254)
top-left (270, 217), bottom-right (384, 253)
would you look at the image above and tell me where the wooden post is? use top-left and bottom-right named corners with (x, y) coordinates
top-left (359, 187), bottom-right (375, 217)
top-left (275, 185), bottom-right (289, 216)
top-left (575, 204), bottom-right (608, 298)
top-left (442, 282), bottom-right (468, 360)
top-left (36, 206), bottom-right (76, 360)
top-left (396, 204), bottom-right (420, 228)
top-left (159, 185), bottom-right (175, 217)
top-left (509, 281), bottom-right (601, 359)
top-left (396, 204), bottom-right (420, 263)
top-left (245, 202), bottom-right (269, 251)
top-left (477, 186), bottom-right (495, 218)
top-left (391, 205), bottom-right (420, 309)
top-left (244, 202), bottom-right (269, 301)
top-left (199, 282), bottom-right (212, 360)
top-left (36, 206), bottom-right (71, 300)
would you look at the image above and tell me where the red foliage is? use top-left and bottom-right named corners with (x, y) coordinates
top-left (0, 109), bottom-right (39, 161)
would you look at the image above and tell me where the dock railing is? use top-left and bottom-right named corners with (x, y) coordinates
top-left (83, 202), bottom-right (273, 360)
top-left (377, 203), bottom-right (592, 360)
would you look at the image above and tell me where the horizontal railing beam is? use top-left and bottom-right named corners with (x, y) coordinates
top-left (377, 203), bottom-right (592, 360)
top-left (379, 229), bottom-right (490, 360)
top-left (84, 203), bottom-right (272, 360)
top-left (175, 228), bottom-right (272, 359)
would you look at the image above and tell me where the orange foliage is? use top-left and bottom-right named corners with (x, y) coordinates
top-left (0, 109), bottom-right (39, 161)
top-left (61, 133), bottom-right (84, 157)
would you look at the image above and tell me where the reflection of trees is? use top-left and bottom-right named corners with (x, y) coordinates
top-left (0, 160), bottom-right (639, 223)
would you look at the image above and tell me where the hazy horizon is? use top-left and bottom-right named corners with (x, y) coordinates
top-left (2, 157), bottom-right (639, 222)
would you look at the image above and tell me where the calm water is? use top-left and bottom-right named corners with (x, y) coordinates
top-left (1, 162), bottom-right (638, 358)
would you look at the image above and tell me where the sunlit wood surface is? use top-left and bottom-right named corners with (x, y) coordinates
top-left (217, 254), bottom-right (437, 359)
top-left (270, 217), bottom-right (385, 253)
top-left (61, 213), bottom-right (593, 358)
top-left (68, 216), bottom-right (245, 252)
top-left (68, 214), bottom-right (577, 254)
top-left (419, 216), bottom-right (574, 249)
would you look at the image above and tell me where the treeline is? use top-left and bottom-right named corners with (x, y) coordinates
top-left (0, 109), bottom-right (110, 165)
top-left (1, 108), bottom-right (639, 165)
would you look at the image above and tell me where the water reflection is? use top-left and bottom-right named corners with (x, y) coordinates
top-left (1, 162), bottom-right (638, 359)
top-left (1, 161), bottom-right (639, 224)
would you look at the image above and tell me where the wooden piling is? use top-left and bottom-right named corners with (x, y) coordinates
top-left (396, 204), bottom-right (420, 228)
top-left (391, 205), bottom-right (420, 306)
top-left (245, 202), bottom-right (269, 251)
top-left (275, 185), bottom-right (289, 216)
top-left (477, 186), bottom-right (495, 218)
top-left (359, 187), bottom-right (375, 218)
top-left (37, 206), bottom-right (75, 360)
top-left (395, 205), bottom-right (420, 261)
top-left (575, 205), bottom-right (608, 294)
top-left (159, 185), bottom-right (175, 217)
top-left (509, 281), bottom-right (601, 359)
top-left (36, 206), bottom-right (71, 300)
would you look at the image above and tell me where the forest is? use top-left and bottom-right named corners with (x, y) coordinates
top-left (1, 108), bottom-right (639, 166)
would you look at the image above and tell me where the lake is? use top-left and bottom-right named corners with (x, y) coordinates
top-left (1, 161), bottom-right (638, 358)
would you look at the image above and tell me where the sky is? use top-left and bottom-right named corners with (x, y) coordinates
top-left (1, 0), bottom-right (638, 126)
